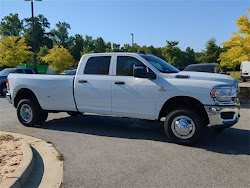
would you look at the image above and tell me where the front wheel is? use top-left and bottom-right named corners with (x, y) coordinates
top-left (164, 109), bottom-right (206, 145)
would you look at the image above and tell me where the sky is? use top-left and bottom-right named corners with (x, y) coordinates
top-left (0, 0), bottom-right (249, 52)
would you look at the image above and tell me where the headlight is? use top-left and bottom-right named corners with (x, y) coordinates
top-left (211, 86), bottom-right (237, 102)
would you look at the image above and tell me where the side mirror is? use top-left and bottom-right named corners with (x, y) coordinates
top-left (133, 65), bottom-right (156, 80)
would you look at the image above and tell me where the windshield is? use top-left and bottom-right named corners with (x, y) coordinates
top-left (0, 69), bottom-right (15, 76)
top-left (141, 55), bottom-right (179, 73)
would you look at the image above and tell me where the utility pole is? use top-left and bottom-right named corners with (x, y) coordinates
top-left (130, 33), bottom-right (134, 47)
top-left (25, 0), bottom-right (42, 69)
top-left (31, 1), bottom-right (37, 69)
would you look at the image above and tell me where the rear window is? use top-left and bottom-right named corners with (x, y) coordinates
top-left (84, 56), bottom-right (111, 75)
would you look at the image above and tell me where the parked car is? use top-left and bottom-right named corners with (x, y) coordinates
top-left (0, 68), bottom-right (37, 95)
top-left (184, 63), bottom-right (228, 74)
top-left (240, 61), bottom-right (250, 82)
top-left (61, 69), bottom-right (77, 75)
top-left (6, 53), bottom-right (240, 145)
top-left (61, 70), bottom-right (70, 74)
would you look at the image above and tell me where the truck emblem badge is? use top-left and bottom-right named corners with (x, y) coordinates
top-left (159, 86), bottom-right (166, 91)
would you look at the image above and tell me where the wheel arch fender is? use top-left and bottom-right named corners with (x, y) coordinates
top-left (14, 88), bottom-right (42, 109)
top-left (158, 96), bottom-right (209, 125)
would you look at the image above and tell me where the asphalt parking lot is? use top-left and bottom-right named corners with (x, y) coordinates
top-left (0, 96), bottom-right (249, 188)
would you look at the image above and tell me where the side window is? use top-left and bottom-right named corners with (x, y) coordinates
top-left (25, 69), bottom-right (33, 74)
top-left (16, 69), bottom-right (23, 73)
top-left (117, 56), bottom-right (144, 76)
top-left (84, 56), bottom-right (111, 75)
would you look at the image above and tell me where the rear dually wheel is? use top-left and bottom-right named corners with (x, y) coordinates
top-left (17, 98), bottom-right (47, 127)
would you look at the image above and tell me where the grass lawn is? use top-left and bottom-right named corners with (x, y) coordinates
top-left (228, 71), bottom-right (241, 80)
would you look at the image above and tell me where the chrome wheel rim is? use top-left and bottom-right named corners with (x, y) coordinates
top-left (171, 116), bottom-right (195, 139)
top-left (20, 104), bottom-right (33, 122)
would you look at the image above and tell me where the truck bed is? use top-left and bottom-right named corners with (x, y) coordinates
top-left (8, 74), bottom-right (77, 112)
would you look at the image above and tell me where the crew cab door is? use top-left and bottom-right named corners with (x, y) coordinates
top-left (74, 55), bottom-right (113, 113)
top-left (111, 55), bottom-right (158, 119)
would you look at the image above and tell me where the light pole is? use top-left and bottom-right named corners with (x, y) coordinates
top-left (25, 0), bottom-right (42, 69)
top-left (130, 33), bottom-right (134, 47)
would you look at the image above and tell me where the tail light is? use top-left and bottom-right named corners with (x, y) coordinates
top-left (6, 79), bottom-right (10, 91)
top-left (240, 69), bottom-right (242, 75)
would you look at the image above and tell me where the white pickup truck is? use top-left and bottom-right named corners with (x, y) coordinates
top-left (6, 52), bottom-right (240, 145)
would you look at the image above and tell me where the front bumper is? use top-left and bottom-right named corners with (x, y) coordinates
top-left (241, 75), bottom-right (250, 79)
top-left (6, 93), bottom-right (12, 104)
top-left (204, 104), bottom-right (240, 128)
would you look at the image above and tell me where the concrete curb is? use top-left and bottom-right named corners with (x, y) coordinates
top-left (0, 131), bottom-right (64, 188)
top-left (1, 139), bottom-right (34, 188)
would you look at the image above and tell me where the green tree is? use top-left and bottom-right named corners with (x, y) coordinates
top-left (41, 45), bottom-right (74, 73)
top-left (123, 43), bottom-right (140, 52)
top-left (105, 42), bottom-right (112, 52)
top-left (37, 45), bottom-right (49, 64)
top-left (23, 14), bottom-right (53, 52)
top-left (81, 47), bottom-right (91, 55)
top-left (94, 37), bottom-right (106, 53)
top-left (83, 35), bottom-right (95, 52)
top-left (181, 47), bottom-right (195, 67)
top-left (105, 42), bottom-right (121, 52)
top-left (0, 36), bottom-right (33, 67)
top-left (50, 21), bottom-right (71, 48)
top-left (139, 45), bottom-right (150, 53)
top-left (147, 45), bottom-right (158, 56)
top-left (201, 38), bottom-right (223, 63)
top-left (112, 43), bottom-right (121, 52)
top-left (162, 41), bottom-right (182, 67)
top-left (195, 52), bottom-right (205, 63)
top-left (69, 34), bottom-right (84, 61)
top-left (0, 13), bottom-right (23, 37)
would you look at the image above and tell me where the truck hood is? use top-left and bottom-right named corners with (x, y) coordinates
top-left (165, 71), bottom-right (236, 86)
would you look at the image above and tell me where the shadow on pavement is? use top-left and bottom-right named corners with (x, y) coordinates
top-left (35, 113), bottom-right (250, 156)
top-left (24, 147), bottom-right (44, 187)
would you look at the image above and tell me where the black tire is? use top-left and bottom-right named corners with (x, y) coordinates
top-left (164, 108), bottom-right (206, 145)
top-left (67, 112), bottom-right (83, 116)
top-left (17, 98), bottom-right (44, 127)
top-left (36, 111), bottom-right (48, 125)
top-left (242, 78), bottom-right (247, 82)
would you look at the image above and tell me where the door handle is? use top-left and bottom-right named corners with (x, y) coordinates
top-left (115, 81), bottom-right (125, 85)
top-left (78, 80), bottom-right (87, 83)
